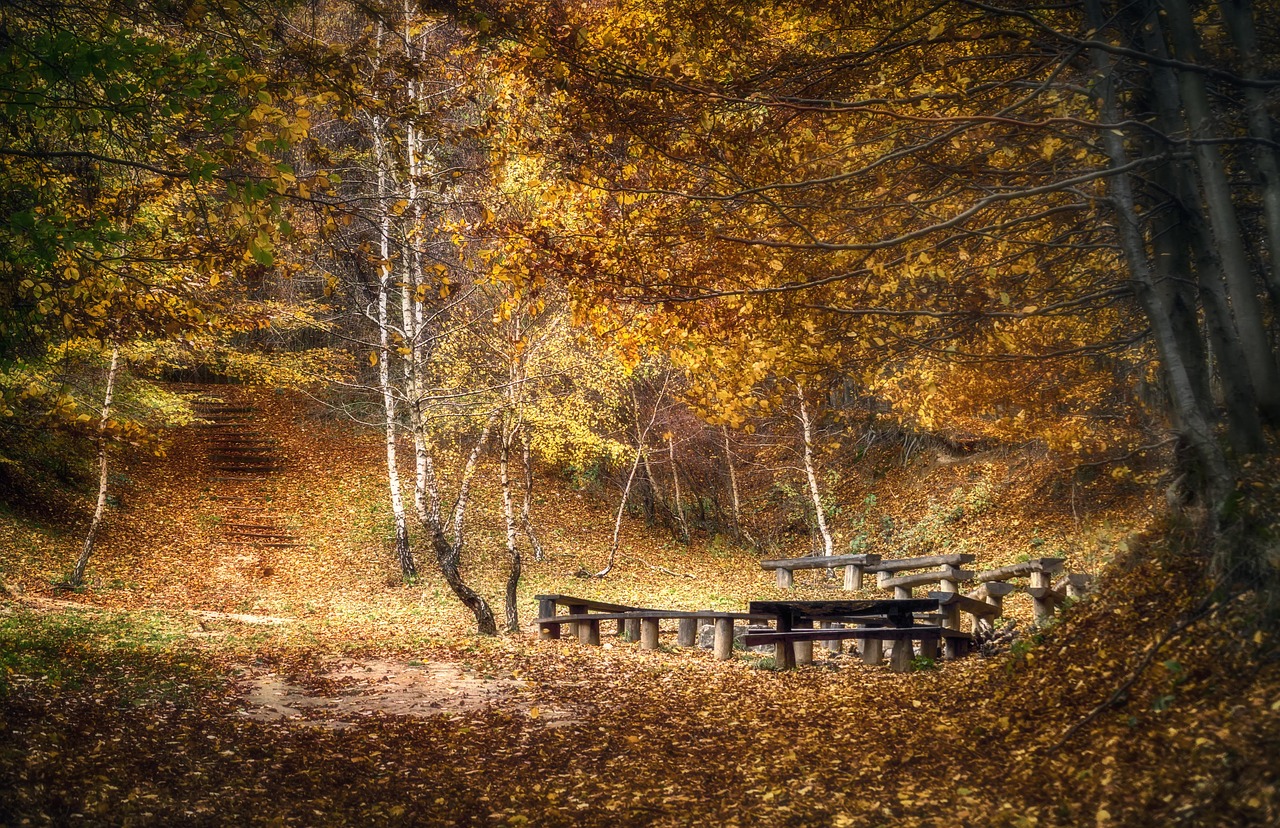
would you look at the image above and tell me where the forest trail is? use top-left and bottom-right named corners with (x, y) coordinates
top-left (191, 391), bottom-right (302, 584)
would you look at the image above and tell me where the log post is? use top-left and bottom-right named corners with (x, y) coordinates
top-left (774, 614), bottom-right (796, 670)
top-left (579, 619), bottom-right (601, 646)
top-left (538, 598), bottom-right (559, 640)
top-left (713, 616), bottom-right (733, 661)
top-left (893, 586), bottom-right (911, 600)
top-left (625, 617), bottom-right (641, 642)
top-left (822, 621), bottom-right (843, 652)
top-left (890, 637), bottom-right (913, 672)
top-left (918, 634), bottom-right (939, 661)
top-left (678, 617), bottom-right (697, 647)
top-left (616, 619), bottom-right (627, 637)
top-left (794, 619), bottom-right (814, 666)
top-left (940, 608), bottom-right (962, 660)
top-left (568, 603), bottom-right (587, 639)
top-left (777, 567), bottom-right (794, 589)
top-left (1030, 570), bottom-right (1053, 622)
top-left (938, 565), bottom-right (961, 595)
top-left (640, 618), bottom-right (660, 650)
top-left (844, 564), bottom-right (863, 591)
top-left (861, 631), bottom-right (883, 666)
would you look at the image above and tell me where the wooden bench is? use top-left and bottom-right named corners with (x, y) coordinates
top-left (534, 594), bottom-right (637, 641)
top-left (742, 624), bottom-right (966, 671)
top-left (864, 554), bottom-right (976, 598)
top-left (760, 553), bottom-right (882, 590)
top-left (535, 602), bottom-right (773, 660)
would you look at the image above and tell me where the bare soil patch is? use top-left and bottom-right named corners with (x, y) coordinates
top-left (234, 658), bottom-right (576, 729)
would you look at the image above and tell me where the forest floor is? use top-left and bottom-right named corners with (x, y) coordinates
top-left (1, 386), bottom-right (1278, 826)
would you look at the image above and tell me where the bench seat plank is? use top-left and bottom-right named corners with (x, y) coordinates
top-left (880, 570), bottom-right (975, 589)
top-left (971, 558), bottom-right (1065, 583)
top-left (863, 554), bottom-right (975, 574)
top-left (742, 626), bottom-right (959, 646)
top-left (759, 554), bottom-right (881, 571)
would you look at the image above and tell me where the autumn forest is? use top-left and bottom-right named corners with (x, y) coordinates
top-left (2, 0), bottom-right (1280, 825)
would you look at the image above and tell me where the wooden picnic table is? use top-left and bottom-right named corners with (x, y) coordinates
top-left (748, 598), bottom-right (941, 670)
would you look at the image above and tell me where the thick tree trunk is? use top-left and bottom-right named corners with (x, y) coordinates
top-left (1133, 1), bottom-right (1267, 455)
top-left (68, 346), bottom-right (120, 589)
top-left (1219, 0), bottom-right (1280, 304)
top-left (796, 382), bottom-right (834, 558)
top-left (1087, 0), bottom-right (1233, 508)
top-left (1162, 0), bottom-right (1280, 424)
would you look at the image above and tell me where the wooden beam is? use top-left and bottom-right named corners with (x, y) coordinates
top-left (971, 558), bottom-right (1065, 584)
top-left (863, 554), bottom-right (976, 574)
top-left (759, 553), bottom-right (881, 571)
top-left (928, 591), bottom-right (1000, 619)
top-left (880, 570), bottom-right (975, 590)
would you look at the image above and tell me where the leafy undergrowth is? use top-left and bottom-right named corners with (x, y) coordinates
top-left (1, 387), bottom-right (1277, 826)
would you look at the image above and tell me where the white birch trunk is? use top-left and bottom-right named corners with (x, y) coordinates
top-left (68, 345), bottom-right (119, 588)
top-left (797, 382), bottom-right (834, 558)
top-left (499, 424), bottom-right (521, 632)
top-left (373, 111), bottom-right (415, 580)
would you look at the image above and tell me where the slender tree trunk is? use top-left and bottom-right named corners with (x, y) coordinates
top-left (68, 346), bottom-right (119, 589)
top-left (373, 117), bottom-right (415, 581)
top-left (1087, 0), bottom-right (1233, 508)
top-left (722, 425), bottom-right (752, 543)
top-left (596, 375), bottom-right (669, 577)
top-left (519, 430), bottom-right (544, 561)
top-left (597, 442), bottom-right (644, 578)
top-left (499, 427), bottom-right (521, 632)
top-left (1162, 0), bottom-right (1280, 423)
top-left (420, 414), bottom-right (499, 635)
top-left (668, 432), bottom-right (689, 543)
top-left (796, 382), bottom-right (834, 558)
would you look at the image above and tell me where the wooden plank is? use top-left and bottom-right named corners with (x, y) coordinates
top-left (533, 594), bottom-right (637, 613)
top-left (760, 554), bottom-right (881, 571)
top-left (748, 599), bottom-right (938, 620)
top-left (863, 554), bottom-right (975, 574)
top-left (972, 558), bottom-right (1065, 583)
top-left (880, 570), bottom-right (975, 589)
top-left (928, 591), bottom-right (1000, 619)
